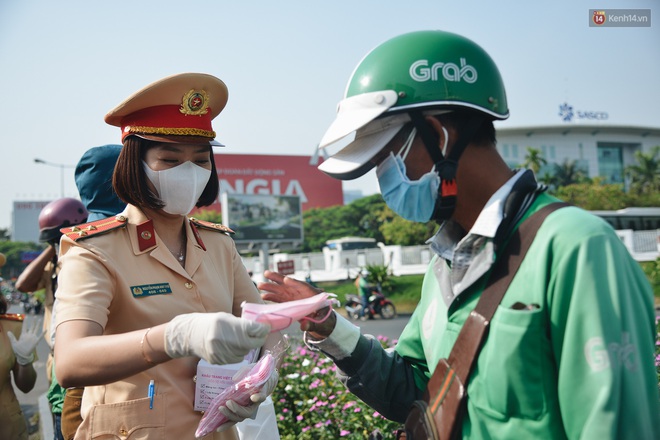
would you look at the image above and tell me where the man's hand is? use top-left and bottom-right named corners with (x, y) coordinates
top-left (258, 270), bottom-right (323, 302)
top-left (258, 270), bottom-right (336, 338)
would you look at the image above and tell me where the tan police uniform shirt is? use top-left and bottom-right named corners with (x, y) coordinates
top-left (54, 205), bottom-right (262, 440)
top-left (38, 260), bottom-right (56, 340)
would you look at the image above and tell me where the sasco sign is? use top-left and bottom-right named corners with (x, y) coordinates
top-left (204, 154), bottom-right (344, 212)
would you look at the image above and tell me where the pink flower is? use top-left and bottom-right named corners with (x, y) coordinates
top-left (340, 430), bottom-right (351, 436)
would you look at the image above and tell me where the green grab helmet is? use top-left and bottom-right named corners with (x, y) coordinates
top-left (318, 30), bottom-right (509, 181)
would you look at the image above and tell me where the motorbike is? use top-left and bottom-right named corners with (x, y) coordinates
top-left (344, 286), bottom-right (396, 321)
top-left (20, 293), bottom-right (43, 315)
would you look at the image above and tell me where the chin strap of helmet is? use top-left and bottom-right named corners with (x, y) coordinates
top-left (409, 111), bottom-right (484, 222)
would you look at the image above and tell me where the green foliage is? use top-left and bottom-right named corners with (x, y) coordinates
top-left (316, 274), bottom-right (424, 313)
top-left (378, 204), bottom-right (438, 246)
top-left (640, 259), bottom-right (660, 299)
top-left (302, 194), bottom-right (436, 251)
top-left (191, 209), bottom-right (223, 223)
top-left (302, 194), bottom-right (387, 251)
top-left (551, 177), bottom-right (660, 210)
top-left (549, 159), bottom-right (589, 188)
top-left (551, 178), bottom-right (629, 210)
top-left (625, 146), bottom-right (660, 196)
top-left (521, 147), bottom-right (547, 175)
top-left (364, 263), bottom-right (393, 294)
top-left (275, 337), bottom-right (402, 439)
top-left (0, 241), bottom-right (44, 280)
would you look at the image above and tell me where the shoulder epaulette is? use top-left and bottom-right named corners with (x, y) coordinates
top-left (60, 215), bottom-right (128, 242)
top-left (189, 217), bottom-right (235, 235)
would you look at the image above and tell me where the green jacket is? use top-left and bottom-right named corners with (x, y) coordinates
top-left (394, 194), bottom-right (660, 439)
top-left (331, 193), bottom-right (659, 439)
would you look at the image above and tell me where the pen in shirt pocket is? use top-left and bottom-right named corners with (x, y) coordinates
top-left (148, 380), bottom-right (155, 409)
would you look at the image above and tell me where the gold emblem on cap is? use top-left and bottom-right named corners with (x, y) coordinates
top-left (180, 89), bottom-right (209, 116)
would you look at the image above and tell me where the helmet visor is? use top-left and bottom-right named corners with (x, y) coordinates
top-left (319, 90), bottom-right (398, 148)
top-left (318, 113), bottom-right (410, 180)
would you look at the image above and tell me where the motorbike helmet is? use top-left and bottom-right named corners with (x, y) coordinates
top-left (318, 30), bottom-right (509, 181)
top-left (38, 198), bottom-right (89, 243)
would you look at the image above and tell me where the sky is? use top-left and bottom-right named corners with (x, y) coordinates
top-left (0, 0), bottom-right (658, 231)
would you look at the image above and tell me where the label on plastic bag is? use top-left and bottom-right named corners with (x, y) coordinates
top-left (193, 349), bottom-right (258, 411)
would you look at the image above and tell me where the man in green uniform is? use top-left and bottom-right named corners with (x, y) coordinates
top-left (259, 30), bottom-right (660, 438)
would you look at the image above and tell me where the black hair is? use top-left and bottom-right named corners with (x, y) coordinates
top-left (113, 137), bottom-right (219, 210)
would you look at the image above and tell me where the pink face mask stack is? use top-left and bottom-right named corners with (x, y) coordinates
top-left (240, 292), bottom-right (339, 332)
top-left (195, 349), bottom-right (279, 438)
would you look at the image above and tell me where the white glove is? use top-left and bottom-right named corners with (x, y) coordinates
top-left (216, 368), bottom-right (279, 432)
top-left (164, 312), bottom-right (270, 365)
top-left (8, 317), bottom-right (44, 365)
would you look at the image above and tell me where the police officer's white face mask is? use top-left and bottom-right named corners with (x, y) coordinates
top-left (143, 161), bottom-right (212, 215)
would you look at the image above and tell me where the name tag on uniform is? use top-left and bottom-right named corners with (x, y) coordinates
top-left (131, 283), bottom-right (172, 298)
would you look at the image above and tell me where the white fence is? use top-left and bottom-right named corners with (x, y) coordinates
top-left (243, 244), bottom-right (430, 283)
top-left (243, 229), bottom-right (659, 283)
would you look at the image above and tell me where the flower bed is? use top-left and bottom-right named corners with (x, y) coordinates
top-left (274, 335), bottom-right (402, 439)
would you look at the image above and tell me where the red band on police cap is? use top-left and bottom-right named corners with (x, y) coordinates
top-left (120, 105), bottom-right (215, 141)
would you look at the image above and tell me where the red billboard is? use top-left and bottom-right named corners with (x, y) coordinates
top-left (202, 153), bottom-right (344, 213)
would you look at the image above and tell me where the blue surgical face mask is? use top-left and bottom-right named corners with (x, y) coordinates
top-left (376, 127), bottom-right (443, 223)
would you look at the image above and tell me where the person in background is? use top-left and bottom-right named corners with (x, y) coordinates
top-left (258, 30), bottom-right (660, 438)
top-left (53, 144), bottom-right (126, 440)
top-left (0, 253), bottom-right (42, 440)
top-left (54, 73), bottom-right (281, 439)
top-left (355, 269), bottom-right (371, 320)
top-left (75, 144), bottom-right (126, 222)
top-left (15, 198), bottom-right (88, 440)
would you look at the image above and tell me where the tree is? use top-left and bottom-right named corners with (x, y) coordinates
top-left (0, 241), bottom-right (44, 280)
top-left (190, 209), bottom-right (223, 223)
top-left (553, 178), bottom-right (628, 210)
top-left (302, 194), bottom-right (387, 252)
top-left (521, 147), bottom-right (547, 175)
top-left (625, 145), bottom-right (660, 195)
top-left (551, 159), bottom-right (588, 188)
top-left (377, 205), bottom-right (438, 246)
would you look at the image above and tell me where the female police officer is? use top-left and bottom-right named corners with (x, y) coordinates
top-left (54, 73), bottom-right (281, 439)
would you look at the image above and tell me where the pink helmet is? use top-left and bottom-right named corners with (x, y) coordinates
top-left (38, 198), bottom-right (88, 242)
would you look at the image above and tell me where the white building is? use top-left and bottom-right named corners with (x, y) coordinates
top-left (11, 200), bottom-right (51, 243)
top-left (496, 124), bottom-right (660, 185)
